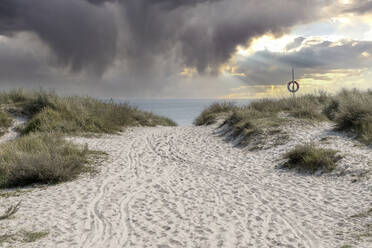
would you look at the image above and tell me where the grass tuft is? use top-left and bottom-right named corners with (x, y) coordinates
top-left (0, 201), bottom-right (21, 221)
top-left (21, 230), bottom-right (48, 243)
top-left (282, 144), bottom-right (341, 173)
top-left (332, 90), bottom-right (372, 144)
top-left (0, 133), bottom-right (92, 188)
top-left (0, 230), bottom-right (48, 245)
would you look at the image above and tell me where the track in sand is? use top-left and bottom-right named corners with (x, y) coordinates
top-left (0, 124), bottom-right (371, 248)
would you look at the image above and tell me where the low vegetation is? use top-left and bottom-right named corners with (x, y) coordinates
top-left (0, 89), bottom-right (176, 135)
top-left (0, 89), bottom-right (176, 189)
top-left (332, 89), bottom-right (372, 145)
top-left (0, 110), bottom-right (12, 137)
top-left (0, 190), bottom-right (31, 198)
top-left (282, 144), bottom-right (341, 173)
top-left (21, 230), bottom-right (48, 243)
top-left (0, 230), bottom-right (48, 245)
top-left (351, 208), bottom-right (372, 218)
top-left (0, 133), bottom-right (92, 188)
top-left (193, 102), bottom-right (237, 126)
top-left (0, 201), bottom-right (21, 221)
top-left (195, 89), bottom-right (372, 145)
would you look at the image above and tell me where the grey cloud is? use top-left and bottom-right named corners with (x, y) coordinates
top-left (0, 0), bottom-right (118, 74)
top-left (285, 37), bottom-right (306, 51)
top-left (275, 40), bottom-right (372, 69)
top-left (0, 0), bottom-right (331, 76)
top-left (235, 38), bottom-right (372, 85)
top-left (0, 0), bottom-right (339, 98)
top-left (118, 0), bottom-right (328, 74)
top-left (344, 0), bottom-right (372, 14)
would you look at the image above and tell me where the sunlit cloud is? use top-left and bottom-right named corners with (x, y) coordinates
top-left (179, 67), bottom-right (198, 78)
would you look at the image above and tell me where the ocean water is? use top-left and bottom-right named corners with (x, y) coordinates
top-left (128, 99), bottom-right (252, 126)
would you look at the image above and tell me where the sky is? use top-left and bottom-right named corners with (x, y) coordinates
top-left (0, 0), bottom-right (371, 99)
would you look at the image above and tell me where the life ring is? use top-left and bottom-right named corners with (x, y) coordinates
top-left (287, 81), bottom-right (299, 93)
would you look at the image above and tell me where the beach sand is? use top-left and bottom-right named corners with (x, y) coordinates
top-left (0, 122), bottom-right (371, 247)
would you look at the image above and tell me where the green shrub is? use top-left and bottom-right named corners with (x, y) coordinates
top-left (194, 102), bottom-right (236, 126)
top-left (283, 144), bottom-right (341, 173)
top-left (0, 133), bottom-right (91, 188)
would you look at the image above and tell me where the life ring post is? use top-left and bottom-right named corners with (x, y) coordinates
top-left (287, 67), bottom-right (300, 97)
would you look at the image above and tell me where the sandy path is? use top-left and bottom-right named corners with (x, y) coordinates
top-left (0, 124), bottom-right (371, 248)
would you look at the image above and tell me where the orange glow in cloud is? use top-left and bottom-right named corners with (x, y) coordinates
top-left (179, 67), bottom-right (198, 78)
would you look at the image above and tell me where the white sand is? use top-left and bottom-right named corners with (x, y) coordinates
top-left (0, 116), bottom-right (26, 144)
top-left (0, 122), bottom-right (371, 248)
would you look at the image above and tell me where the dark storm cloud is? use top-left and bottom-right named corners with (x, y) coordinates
top-left (0, 0), bottom-right (332, 76)
top-left (87, 0), bottom-right (221, 9)
top-left (115, 0), bottom-right (329, 74)
top-left (235, 38), bottom-right (372, 85)
top-left (0, 0), bottom-right (117, 74)
top-left (344, 0), bottom-right (372, 14)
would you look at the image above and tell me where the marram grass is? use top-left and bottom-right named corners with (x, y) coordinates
top-left (0, 133), bottom-right (92, 188)
top-left (282, 144), bottom-right (341, 173)
top-left (195, 89), bottom-right (372, 145)
top-left (0, 89), bottom-right (176, 135)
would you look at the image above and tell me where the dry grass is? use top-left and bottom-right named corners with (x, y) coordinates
top-left (21, 230), bottom-right (48, 243)
top-left (332, 89), bottom-right (372, 144)
top-left (350, 208), bottom-right (372, 218)
top-left (0, 89), bottom-right (176, 135)
top-left (194, 102), bottom-right (237, 126)
top-left (0, 230), bottom-right (48, 245)
top-left (0, 89), bottom-right (175, 189)
top-left (0, 190), bottom-right (31, 198)
top-left (195, 92), bottom-right (331, 143)
top-left (0, 133), bottom-right (92, 188)
top-left (0, 201), bottom-right (21, 221)
top-left (282, 144), bottom-right (342, 173)
top-left (0, 110), bottom-right (12, 137)
top-left (195, 89), bottom-right (372, 145)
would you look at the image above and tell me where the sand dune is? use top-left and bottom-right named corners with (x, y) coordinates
top-left (0, 122), bottom-right (371, 247)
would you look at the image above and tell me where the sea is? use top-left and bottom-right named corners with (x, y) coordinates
top-left (127, 99), bottom-right (252, 126)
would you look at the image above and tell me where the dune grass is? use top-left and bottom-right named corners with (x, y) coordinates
top-left (0, 89), bottom-right (176, 189)
top-left (0, 110), bottom-right (12, 137)
top-left (0, 133), bottom-right (93, 188)
top-left (0, 230), bottom-right (48, 245)
top-left (195, 89), bottom-right (372, 145)
top-left (0, 89), bottom-right (176, 135)
top-left (282, 144), bottom-right (341, 173)
top-left (332, 89), bottom-right (372, 144)
top-left (21, 230), bottom-right (48, 243)
top-left (193, 102), bottom-right (237, 126)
